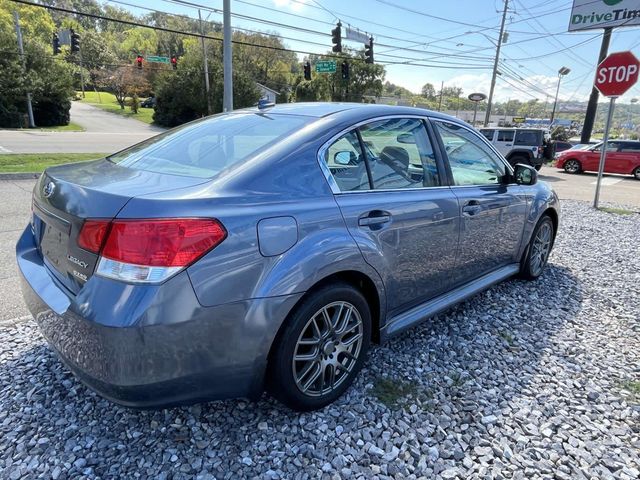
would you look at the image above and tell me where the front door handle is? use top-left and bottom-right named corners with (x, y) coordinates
top-left (462, 200), bottom-right (482, 216)
top-left (358, 213), bottom-right (391, 227)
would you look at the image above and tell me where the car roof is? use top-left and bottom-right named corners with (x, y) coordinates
top-left (237, 102), bottom-right (460, 122)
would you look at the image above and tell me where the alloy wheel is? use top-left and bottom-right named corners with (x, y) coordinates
top-left (529, 222), bottom-right (552, 277)
top-left (564, 160), bottom-right (580, 173)
top-left (292, 301), bottom-right (364, 397)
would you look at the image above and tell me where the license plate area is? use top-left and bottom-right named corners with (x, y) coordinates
top-left (34, 205), bottom-right (71, 275)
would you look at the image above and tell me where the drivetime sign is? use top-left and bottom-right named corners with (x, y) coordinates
top-left (594, 51), bottom-right (639, 97)
top-left (569, 0), bottom-right (640, 31)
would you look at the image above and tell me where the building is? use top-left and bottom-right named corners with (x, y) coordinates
top-left (256, 83), bottom-right (279, 104)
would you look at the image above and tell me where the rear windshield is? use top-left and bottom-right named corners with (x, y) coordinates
top-left (108, 113), bottom-right (311, 178)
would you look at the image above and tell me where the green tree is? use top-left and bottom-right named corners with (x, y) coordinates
top-left (0, 2), bottom-right (74, 127)
top-left (420, 83), bottom-right (436, 100)
top-left (153, 39), bottom-right (259, 127)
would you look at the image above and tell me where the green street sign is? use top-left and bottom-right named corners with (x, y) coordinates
top-left (315, 60), bottom-right (336, 73)
top-left (146, 55), bottom-right (170, 64)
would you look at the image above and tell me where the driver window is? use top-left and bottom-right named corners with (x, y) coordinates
top-left (434, 121), bottom-right (506, 186)
top-left (324, 131), bottom-right (370, 191)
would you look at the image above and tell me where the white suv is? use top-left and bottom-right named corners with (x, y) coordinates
top-left (479, 128), bottom-right (550, 170)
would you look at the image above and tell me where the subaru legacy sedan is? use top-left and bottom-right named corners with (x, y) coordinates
top-left (17, 103), bottom-right (559, 411)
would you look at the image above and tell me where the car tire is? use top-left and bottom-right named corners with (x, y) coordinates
top-left (563, 159), bottom-right (581, 174)
top-left (633, 167), bottom-right (640, 180)
top-left (509, 155), bottom-right (529, 167)
top-left (520, 215), bottom-right (554, 280)
top-left (267, 283), bottom-right (371, 411)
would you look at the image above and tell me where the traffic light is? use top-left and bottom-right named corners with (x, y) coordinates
top-left (303, 61), bottom-right (311, 81)
top-left (341, 61), bottom-right (349, 80)
top-left (331, 22), bottom-right (342, 53)
top-left (70, 29), bottom-right (80, 53)
top-left (136, 55), bottom-right (143, 70)
top-left (171, 56), bottom-right (177, 70)
top-left (364, 37), bottom-right (374, 64)
top-left (52, 33), bottom-right (60, 55)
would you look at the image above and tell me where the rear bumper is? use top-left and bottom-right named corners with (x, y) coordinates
top-left (16, 226), bottom-right (302, 408)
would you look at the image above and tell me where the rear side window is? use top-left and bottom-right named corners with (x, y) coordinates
top-left (480, 129), bottom-right (495, 141)
top-left (620, 142), bottom-right (640, 152)
top-left (359, 118), bottom-right (440, 189)
top-left (497, 130), bottom-right (515, 142)
top-left (109, 113), bottom-right (311, 178)
top-left (323, 131), bottom-right (370, 191)
top-left (514, 130), bottom-right (541, 146)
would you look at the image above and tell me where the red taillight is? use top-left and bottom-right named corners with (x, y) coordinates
top-left (78, 220), bottom-right (111, 253)
top-left (101, 218), bottom-right (226, 267)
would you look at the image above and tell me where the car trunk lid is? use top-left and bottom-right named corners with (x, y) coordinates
top-left (32, 159), bottom-right (209, 294)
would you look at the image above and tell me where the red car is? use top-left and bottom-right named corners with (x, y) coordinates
top-left (556, 140), bottom-right (640, 180)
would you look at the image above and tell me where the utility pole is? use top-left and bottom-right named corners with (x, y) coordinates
top-left (484, 0), bottom-right (509, 127)
top-left (198, 9), bottom-right (212, 115)
top-left (222, 0), bottom-right (233, 112)
top-left (438, 81), bottom-right (444, 112)
top-left (581, 28), bottom-right (612, 144)
top-left (13, 11), bottom-right (35, 128)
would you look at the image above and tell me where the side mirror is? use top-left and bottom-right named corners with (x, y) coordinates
top-left (513, 163), bottom-right (537, 186)
top-left (334, 151), bottom-right (354, 166)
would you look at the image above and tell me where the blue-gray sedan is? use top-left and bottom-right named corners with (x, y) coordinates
top-left (17, 103), bottom-right (559, 411)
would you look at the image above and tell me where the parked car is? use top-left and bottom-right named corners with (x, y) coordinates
top-left (17, 103), bottom-right (560, 411)
top-left (479, 127), bottom-right (550, 170)
top-left (140, 96), bottom-right (156, 108)
top-left (552, 140), bottom-right (573, 156)
top-left (555, 140), bottom-right (640, 179)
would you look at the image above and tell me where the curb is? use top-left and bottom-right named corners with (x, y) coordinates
top-left (0, 173), bottom-right (41, 180)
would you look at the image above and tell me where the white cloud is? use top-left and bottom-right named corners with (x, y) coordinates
top-left (273, 0), bottom-right (308, 12)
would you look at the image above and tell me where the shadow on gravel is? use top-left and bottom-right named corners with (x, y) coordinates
top-left (0, 263), bottom-right (584, 478)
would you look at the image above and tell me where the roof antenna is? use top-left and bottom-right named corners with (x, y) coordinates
top-left (257, 98), bottom-right (275, 110)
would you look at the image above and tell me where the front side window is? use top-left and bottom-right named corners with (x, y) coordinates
top-left (434, 121), bottom-right (507, 186)
top-left (358, 118), bottom-right (440, 189)
top-left (497, 130), bottom-right (515, 142)
top-left (323, 131), bottom-right (370, 191)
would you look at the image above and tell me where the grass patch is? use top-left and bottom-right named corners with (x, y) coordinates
top-left (37, 122), bottom-right (85, 132)
top-left (371, 377), bottom-right (418, 408)
top-left (0, 153), bottom-right (107, 173)
top-left (619, 380), bottom-right (640, 400)
top-left (78, 91), bottom-right (155, 124)
top-left (499, 330), bottom-right (515, 346)
top-left (1, 122), bottom-right (85, 132)
top-left (598, 206), bottom-right (636, 216)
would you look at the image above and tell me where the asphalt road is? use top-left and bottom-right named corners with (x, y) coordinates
top-left (539, 164), bottom-right (640, 209)
top-left (0, 102), bottom-right (164, 154)
top-left (1, 170), bottom-right (637, 323)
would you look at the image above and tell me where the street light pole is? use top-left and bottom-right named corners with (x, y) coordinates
top-left (550, 67), bottom-right (570, 126)
top-left (13, 11), bottom-right (35, 128)
top-left (484, 0), bottom-right (509, 127)
top-left (222, 0), bottom-right (233, 112)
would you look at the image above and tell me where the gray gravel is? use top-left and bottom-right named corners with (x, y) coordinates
top-left (1, 200), bottom-right (639, 480)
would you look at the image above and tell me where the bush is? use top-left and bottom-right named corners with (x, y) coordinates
top-left (33, 98), bottom-right (71, 126)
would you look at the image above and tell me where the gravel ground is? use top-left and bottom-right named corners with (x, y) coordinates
top-left (1, 200), bottom-right (638, 480)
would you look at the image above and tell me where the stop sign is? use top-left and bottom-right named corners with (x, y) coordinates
top-left (594, 51), bottom-right (640, 97)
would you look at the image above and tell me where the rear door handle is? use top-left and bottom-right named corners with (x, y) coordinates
top-left (358, 214), bottom-right (391, 227)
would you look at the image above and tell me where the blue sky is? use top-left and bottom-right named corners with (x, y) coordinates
top-left (120, 0), bottom-right (640, 103)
